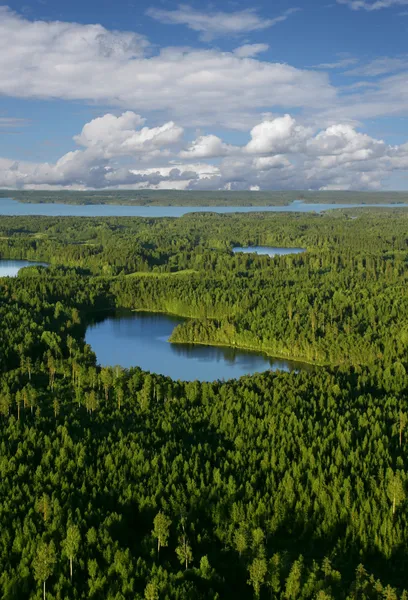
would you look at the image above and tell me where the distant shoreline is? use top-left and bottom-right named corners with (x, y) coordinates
top-left (1, 189), bottom-right (408, 207)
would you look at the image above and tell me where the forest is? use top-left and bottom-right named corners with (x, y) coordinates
top-left (1, 208), bottom-right (408, 598)
top-left (1, 189), bottom-right (408, 206)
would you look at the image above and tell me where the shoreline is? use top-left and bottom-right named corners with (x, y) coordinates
top-left (168, 336), bottom-right (326, 368)
top-left (129, 307), bottom-right (328, 367)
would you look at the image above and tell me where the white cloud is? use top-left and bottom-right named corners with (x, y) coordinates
top-left (306, 124), bottom-right (386, 160)
top-left (344, 56), bottom-right (408, 76)
top-left (0, 7), bottom-right (330, 130)
top-left (0, 111), bottom-right (407, 193)
top-left (323, 70), bottom-right (408, 122)
top-left (0, 7), bottom-right (407, 139)
top-left (233, 44), bottom-right (269, 58)
top-left (74, 112), bottom-right (183, 158)
top-left (146, 5), bottom-right (298, 40)
top-left (245, 115), bottom-right (313, 154)
top-left (253, 155), bottom-right (293, 170)
top-left (337, 0), bottom-right (408, 10)
top-left (179, 135), bottom-right (231, 159)
top-left (312, 58), bottom-right (358, 69)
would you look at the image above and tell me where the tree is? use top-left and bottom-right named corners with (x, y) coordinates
top-left (267, 553), bottom-right (282, 597)
top-left (393, 410), bottom-right (408, 448)
top-left (199, 555), bottom-right (213, 580)
top-left (33, 541), bottom-right (56, 600)
top-left (116, 386), bottom-right (124, 411)
top-left (387, 470), bottom-right (405, 515)
top-left (53, 398), bottom-right (60, 420)
top-left (284, 557), bottom-right (304, 599)
top-left (152, 512), bottom-right (171, 558)
top-left (100, 367), bottom-right (112, 402)
top-left (62, 525), bottom-right (81, 581)
top-left (176, 534), bottom-right (193, 570)
top-left (0, 392), bottom-right (10, 417)
top-left (29, 386), bottom-right (37, 415)
top-left (67, 334), bottom-right (74, 358)
top-left (47, 354), bottom-right (56, 391)
top-left (234, 527), bottom-right (248, 558)
top-left (248, 557), bottom-right (267, 598)
top-left (15, 390), bottom-right (21, 421)
top-left (36, 494), bottom-right (51, 523)
top-left (383, 586), bottom-right (398, 600)
top-left (144, 582), bottom-right (159, 600)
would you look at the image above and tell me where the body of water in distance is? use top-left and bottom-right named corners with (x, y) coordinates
top-left (1, 197), bottom-right (407, 217)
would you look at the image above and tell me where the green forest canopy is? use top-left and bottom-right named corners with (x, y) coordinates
top-left (1, 209), bottom-right (408, 598)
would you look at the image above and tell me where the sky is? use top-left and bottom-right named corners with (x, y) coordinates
top-left (0, 0), bottom-right (407, 191)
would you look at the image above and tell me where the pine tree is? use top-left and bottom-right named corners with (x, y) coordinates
top-left (152, 512), bottom-right (171, 558)
top-left (33, 541), bottom-right (56, 600)
top-left (176, 534), bottom-right (193, 570)
top-left (386, 470), bottom-right (405, 515)
top-left (248, 557), bottom-right (267, 598)
top-left (62, 525), bottom-right (81, 581)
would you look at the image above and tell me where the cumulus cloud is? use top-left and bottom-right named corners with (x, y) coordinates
top-left (74, 112), bottom-right (183, 158)
top-left (245, 115), bottom-right (313, 154)
top-left (306, 124), bottom-right (386, 160)
top-left (179, 135), bottom-right (232, 159)
top-left (253, 155), bottom-right (293, 170)
top-left (146, 5), bottom-right (298, 40)
top-left (0, 112), bottom-right (407, 192)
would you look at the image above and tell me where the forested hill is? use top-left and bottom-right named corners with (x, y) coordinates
top-left (1, 210), bottom-right (408, 598)
top-left (1, 188), bottom-right (408, 205)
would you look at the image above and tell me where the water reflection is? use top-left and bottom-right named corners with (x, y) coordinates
top-left (0, 259), bottom-right (48, 277)
top-left (85, 310), bottom-right (310, 382)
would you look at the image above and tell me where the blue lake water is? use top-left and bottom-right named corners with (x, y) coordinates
top-left (0, 197), bottom-right (407, 217)
top-left (233, 246), bottom-right (305, 257)
top-left (0, 259), bottom-right (48, 277)
top-left (85, 311), bottom-right (308, 382)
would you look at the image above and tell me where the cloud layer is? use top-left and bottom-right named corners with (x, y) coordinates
top-left (1, 7), bottom-right (408, 131)
top-left (0, 7), bottom-right (407, 191)
top-left (338, 0), bottom-right (408, 9)
top-left (146, 5), bottom-right (299, 40)
top-left (0, 7), bottom-right (335, 130)
top-left (1, 111), bottom-right (407, 191)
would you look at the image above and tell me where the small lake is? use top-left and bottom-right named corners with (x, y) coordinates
top-left (233, 246), bottom-right (305, 257)
top-left (1, 197), bottom-right (407, 217)
top-left (85, 311), bottom-right (308, 382)
top-left (0, 259), bottom-right (48, 277)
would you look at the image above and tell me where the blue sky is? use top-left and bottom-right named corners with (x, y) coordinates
top-left (0, 0), bottom-right (407, 190)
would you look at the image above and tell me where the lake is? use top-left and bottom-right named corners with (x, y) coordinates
top-left (0, 197), bottom-right (407, 217)
top-left (233, 246), bottom-right (305, 257)
top-left (85, 311), bottom-right (308, 382)
top-left (0, 259), bottom-right (48, 277)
